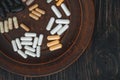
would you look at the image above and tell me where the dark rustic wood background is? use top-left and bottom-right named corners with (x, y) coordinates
top-left (0, 0), bottom-right (120, 80)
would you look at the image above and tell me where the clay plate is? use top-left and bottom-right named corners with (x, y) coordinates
top-left (0, 0), bottom-right (95, 77)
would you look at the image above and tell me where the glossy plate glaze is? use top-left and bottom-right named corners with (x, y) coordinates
top-left (0, 0), bottom-right (95, 77)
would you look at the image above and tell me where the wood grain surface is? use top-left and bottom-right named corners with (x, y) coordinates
top-left (0, 0), bottom-right (120, 80)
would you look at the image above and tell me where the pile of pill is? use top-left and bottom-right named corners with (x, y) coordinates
top-left (29, 4), bottom-right (46, 20)
top-left (47, 35), bottom-right (62, 51)
top-left (0, 16), bottom-right (19, 33)
top-left (11, 32), bottom-right (44, 59)
top-left (0, 0), bottom-right (25, 19)
top-left (0, 0), bottom-right (71, 59)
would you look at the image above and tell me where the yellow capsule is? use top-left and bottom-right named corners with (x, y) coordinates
top-left (29, 4), bottom-right (39, 11)
top-left (20, 23), bottom-right (30, 32)
top-left (47, 35), bottom-right (60, 40)
top-left (35, 8), bottom-right (45, 15)
top-left (56, 0), bottom-right (64, 6)
top-left (47, 40), bottom-right (60, 47)
top-left (32, 10), bottom-right (41, 17)
top-left (29, 13), bottom-right (39, 20)
top-left (49, 44), bottom-right (62, 51)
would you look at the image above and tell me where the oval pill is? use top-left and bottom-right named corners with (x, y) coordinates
top-left (50, 24), bottom-right (62, 35)
top-left (47, 35), bottom-right (60, 40)
top-left (47, 40), bottom-right (60, 47)
top-left (49, 44), bottom-right (62, 51)
top-left (46, 17), bottom-right (55, 31)
top-left (51, 5), bottom-right (62, 18)
top-left (17, 50), bottom-right (27, 59)
top-left (57, 24), bottom-right (69, 35)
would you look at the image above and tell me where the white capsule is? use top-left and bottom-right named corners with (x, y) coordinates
top-left (33, 37), bottom-right (38, 48)
top-left (47, 0), bottom-right (53, 3)
top-left (38, 34), bottom-right (44, 46)
top-left (36, 46), bottom-right (41, 57)
top-left (57, 24), bottom-right (69, 35)
top-left (24, 46), bottom-right (35, 52)
top-left (4, 20), bottom-right (9, 33)
top-left (13, 17), bottom-right (19, 29)
top-left (17, 50), bottom-right (27, 59)
top-left (50, 24), bottom-right (62, 35)
top-left (0, 22), bottom-right (4, 33)
top-left (21, 42), bottom-right (33, 45)
top-left (46, 17), bottom-right (55, 31)
top-left (8, 18), bottom-right (13, 30)
top-left (25, 50), bottom-right (36, 57)
top-left (61, 3), bottom-right (71, 16)
top-left (20, 37), bottom-right (33, 41)
top-left (11, 40), bottom-right (18, 52)
top-left (56, 19), bottom-right (70, 24)
top-left (51, 5), bottom-right (62, 18)
top-left (24, 33), bottom-right (37, 37)
top-left (26, 0), bottom-right (34, 6)
top-left (15, 38), bottom-right (22, 49)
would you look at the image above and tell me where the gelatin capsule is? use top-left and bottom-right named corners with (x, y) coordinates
top-left (8, 18), bottom-right (13, 30)
top-left (24, 46), bottom-right (35, 52)
top-left (38, 34), bottom-right (44, 46)
top-left (11, 40), bottom-right (18, 52)
top-left (33, 37), bottom-right (38, 48)
top-left (0, 22), bottom-right (4, 33)
top-left (15, 38), bottom-right (22, 49)
top-left (25, 50), bottom-right (36, 57)
top-left (29, 13), bottom-right (39, 20)
top-left (56, 19), bottom-right (70, 24)
top-left (47, 40), bottom-right (60, 47)
top-left (46, 17), bottom-right (55, 31)
top-left (4, 20), bottom-right (9, 33)
top-left (61, 3), bottom-right (71, 16)
top-left (17, 50), bottom-right (27, 59)
top-left (49, 44), bottom-right (62, 51)
top-left (47, 35), bottom-right (60, 40)
top-left (29, 4), bottom-right (38, 11)
top-left (57, 24), bottom-right (69, 35)
top-left (35, 8), bottom-right (45, 15)
top-left (13, 16), bottom-right (19, 29)
top-left (24, 32), bottom-right (37, 37)
top-left (50, 24), bottom-right (62, 35)
top-left (51, 5), bottom-right (62, 18)
top-left (20, 23), bottom-right (30, 31)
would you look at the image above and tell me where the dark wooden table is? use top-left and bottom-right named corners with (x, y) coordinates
top-left (0, 0), bottom-right (120, 80)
